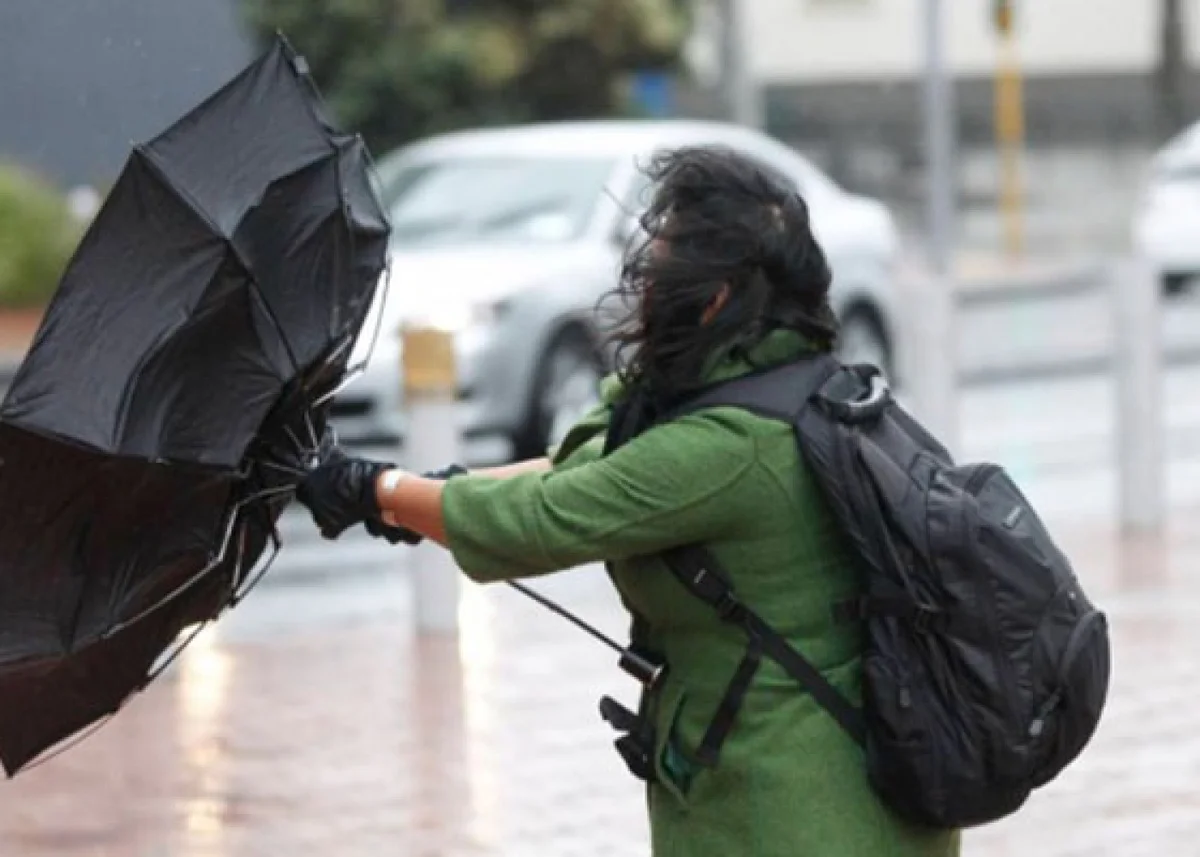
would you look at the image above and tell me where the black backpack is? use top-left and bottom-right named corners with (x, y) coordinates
top-left (613, 354), bottom-right (1111, 830)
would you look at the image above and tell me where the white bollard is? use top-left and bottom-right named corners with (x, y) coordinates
top-left (401, 326), bottom-right (461, 633)
top-left (902, 272), bottom-right (959, 457)
top-left (1113, 256), bottom-right (1164, 532)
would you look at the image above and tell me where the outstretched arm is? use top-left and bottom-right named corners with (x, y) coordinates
top-left (372, 458), bottom-right (546, 534)
top-left (375, 412), bottom-right (759, 583)
top-left (374, 457), bottom-right (551, 540)
top-left (471, 458), bottom-right (552, 479)
top-left (375, 470), bottom-right (450, 545)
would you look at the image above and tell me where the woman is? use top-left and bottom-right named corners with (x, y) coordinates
top-left (296, 145), bottom-right (960, 856)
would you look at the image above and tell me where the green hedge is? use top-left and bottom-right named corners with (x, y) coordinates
top-left (0, 165), bottom-right (83, 308)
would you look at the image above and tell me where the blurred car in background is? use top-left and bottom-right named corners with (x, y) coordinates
top-left (1134, 118), bottom-right (1200, 295)
top-left (332, 119), bottom-right (902, 463)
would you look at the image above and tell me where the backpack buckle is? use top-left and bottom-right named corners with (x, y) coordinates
top-left (714, 591), bottom-right (744, 622)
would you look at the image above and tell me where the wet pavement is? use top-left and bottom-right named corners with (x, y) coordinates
top-left (1, 502), bottom-right (1199, 856)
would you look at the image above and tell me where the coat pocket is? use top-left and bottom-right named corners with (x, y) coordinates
top-left (652, 681), bottom-right (706, 807)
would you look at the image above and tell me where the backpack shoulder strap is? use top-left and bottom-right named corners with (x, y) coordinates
top-left (646, 355), bottom-right (880, 759)
top-left (663, 353), bottom-right (842, 425)
top-left (660, 545), bottom-right (867, 753)
top-left (604, 354), bottom-right (878, 765)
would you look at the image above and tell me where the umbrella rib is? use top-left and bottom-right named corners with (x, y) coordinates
top-left (315, 255), bottom-right (393, 409)
top-left (101, 509), bottom-right (241, 637)
top-left (245, 280), bottom-right (320, 452)
top-left (16, 712), bottom-right (120, 777)
top-left (222, 147), bottom-right (349, 414)
top-left (136, 146), bottom-right (310, 386)
top-left (4, 37), bottom-right (396, 779)
top-left (138, 145), bottom-right (325, 455)
top-left (99, 482), bottom-right (294, 639)
top-left (228, 527), bottom-right (282, 607)
top-left (61, 521), bottom-right (94, 652)
top-left (259, 459), bottom-right (305, 477)
top-left (25, 617), bottom-right (218, 776)
top-left (136, 145), bottom-right (228, 239)
top-left (143, 620), bottom-right (211, 684)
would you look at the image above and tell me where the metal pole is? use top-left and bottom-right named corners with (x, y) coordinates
top-left (924, 0), bottom-right (955, 278)
top-left (402, 327), bottom-right (461, 633)
top-left (907, 0), bottom-right (959, 453)
top-left (995, 24), bottom-right (1025, 258)
top-left (716, 0), bottom-right (764, 128)
top-left (1114, 256), bottom-right (1164, 532)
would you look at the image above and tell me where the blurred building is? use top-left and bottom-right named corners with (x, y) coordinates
top-left (752, 0), bottom-right (1195, 145)
top-left (686, 0), bottom-right (1199, 254)
top-left (0, 0), bottom-right (251, 190)
top-left (3, 0), bottom-right (1191, 257)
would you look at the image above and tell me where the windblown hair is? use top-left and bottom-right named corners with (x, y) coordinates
top-left (605, 145), bottom-right (839, 396)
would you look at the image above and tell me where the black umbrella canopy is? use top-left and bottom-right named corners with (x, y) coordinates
top-left (0, 34), bottom-right (391, 775)
top-left (4, 36), bottom-right (388, 466)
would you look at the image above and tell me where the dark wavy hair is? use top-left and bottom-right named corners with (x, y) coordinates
top-left (604, 145), bottom-right (838, 396)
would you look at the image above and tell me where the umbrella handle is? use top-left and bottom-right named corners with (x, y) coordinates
top-left (618, 649), bottom-right (665, 688)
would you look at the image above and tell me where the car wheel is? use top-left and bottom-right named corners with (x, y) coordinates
top-left (518, 329), bottom-right (605, 459)
top-left (837, 307), bottom-right (892, 377)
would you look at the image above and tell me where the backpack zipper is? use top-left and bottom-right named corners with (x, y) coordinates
top-left (1028, 691), bottom-right (1062, 738)
top-left (1060, 609), bottom-right (1104, 673)
top-left (1028, 609), bottom-right (1105, 738)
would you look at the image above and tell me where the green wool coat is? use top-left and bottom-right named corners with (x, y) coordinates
top-left (442, 330), bottom-right (961, 857)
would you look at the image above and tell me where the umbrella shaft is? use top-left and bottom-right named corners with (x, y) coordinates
top-left (504, 581), bottom-right (659, 685)
top-left (505, 581), bottom-right (621, 651)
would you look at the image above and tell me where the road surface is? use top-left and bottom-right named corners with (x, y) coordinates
top-left (1, 496), bottom-right (1197, 856)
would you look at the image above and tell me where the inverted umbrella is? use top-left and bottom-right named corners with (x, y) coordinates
top-left (0, 34), bottom-right (390, 775)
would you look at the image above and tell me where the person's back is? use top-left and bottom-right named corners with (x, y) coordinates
top-left (549, 330), bottom-right (959, 856)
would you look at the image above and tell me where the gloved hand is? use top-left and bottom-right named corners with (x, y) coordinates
top-left (296, 441), bottom-right (392, 540)
top-left (364, 516), bottom-right (422, 545)
top-left (361, 463), bottom-right (468, 546)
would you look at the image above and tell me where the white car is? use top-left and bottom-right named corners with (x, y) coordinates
top-left (1134, 119), bottom-right (1200, 294)
top-left (332, 119), bottom-right (902, 464)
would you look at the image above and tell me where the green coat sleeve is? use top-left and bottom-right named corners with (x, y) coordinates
top-left (443, 410), bottom-right (760, 582)
top-left (546, 402), bottom-right (609, 470)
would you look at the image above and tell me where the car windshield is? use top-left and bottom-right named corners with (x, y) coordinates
top-left (379, 155), bottom-right (617, 248)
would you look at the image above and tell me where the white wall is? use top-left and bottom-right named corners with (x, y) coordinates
top-left (741, 0), bottom-right (1179, 83)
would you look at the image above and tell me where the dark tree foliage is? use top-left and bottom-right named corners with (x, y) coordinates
top-left (242, 0), bottom-right (690, 153)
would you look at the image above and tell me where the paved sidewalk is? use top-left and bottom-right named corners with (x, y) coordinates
top-left (0, 507), bottom-right (1198, 856)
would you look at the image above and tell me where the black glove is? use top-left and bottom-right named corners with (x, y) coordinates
top-left (364, 516), bottom-right (423, 546)
top-left (425, 463), bottom-right (470, 481)
top-left (359, 463), bottom-right (469, 546)
top-left (296, 443), bottom-right (391, 540)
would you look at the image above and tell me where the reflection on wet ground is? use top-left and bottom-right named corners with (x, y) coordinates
top-left (2, 509), bottom-right (1199, 856)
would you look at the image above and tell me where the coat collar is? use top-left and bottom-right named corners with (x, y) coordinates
top-left (602, 328), bottom-right (821, 407)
